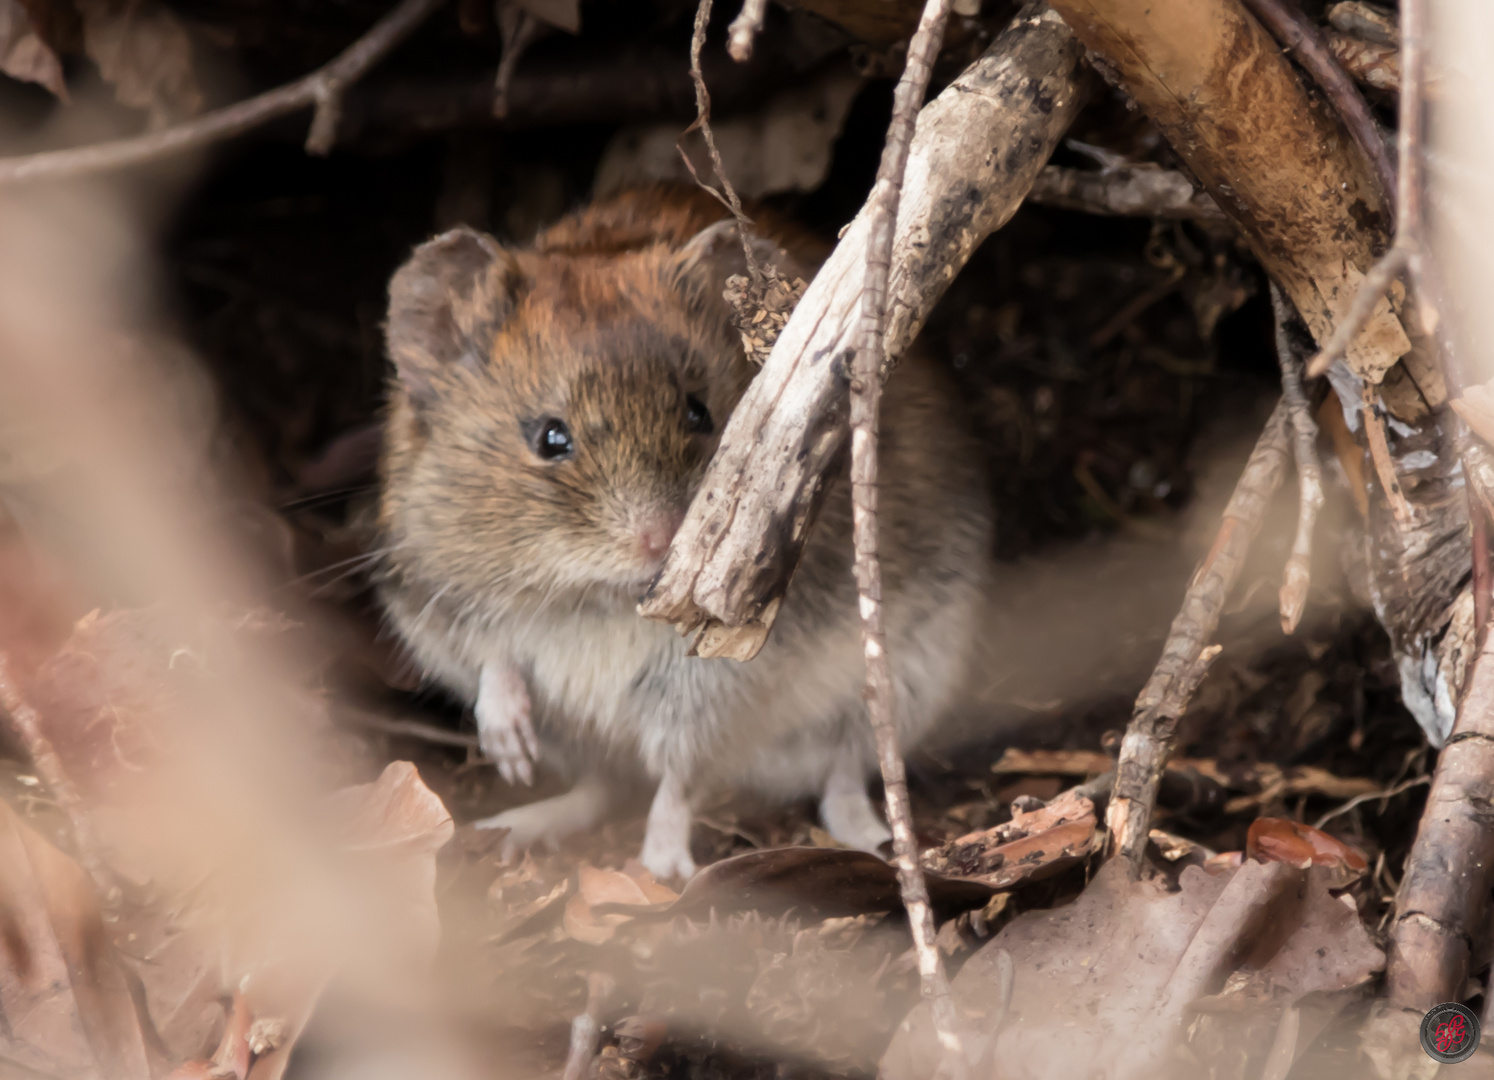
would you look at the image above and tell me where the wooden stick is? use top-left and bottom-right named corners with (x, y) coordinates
top-left (1107, 403), bottom-right (1293, 874)
top-left (849, 0), bottom-right (961, 1060)
top-left (1387, 622), bottom-right (1494, 1010)
top-left (1271, 285), bottom-right (1324, 634)
top-left (0, 0), bottom-right (447, 185)
top-left (1238, 0), bottom-right (1396, 214)
top-left (640, 3), bottom-right (1086, 656)
top-left (559, 973), bottom-right (614, 1080)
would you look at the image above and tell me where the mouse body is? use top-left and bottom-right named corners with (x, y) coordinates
top-left (377, 185), bottom-right (992, 878)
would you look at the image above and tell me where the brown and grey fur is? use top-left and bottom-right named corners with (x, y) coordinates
top-left (377, 185), bottom-right (992, 878)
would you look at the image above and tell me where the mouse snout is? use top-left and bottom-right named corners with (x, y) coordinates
top-left (636, 508), bottom-right (684, 564)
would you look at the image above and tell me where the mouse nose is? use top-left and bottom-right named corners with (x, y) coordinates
top-left (637, 510), bottom-right (684, 564)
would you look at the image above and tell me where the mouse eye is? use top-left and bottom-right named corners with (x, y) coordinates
top-left (530, 418), bottom-right (574, 461)
top-left (685, 394), bottom-right (713, 435)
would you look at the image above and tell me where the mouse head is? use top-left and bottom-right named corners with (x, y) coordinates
top-left (381, 219), bottom-right (804, 606)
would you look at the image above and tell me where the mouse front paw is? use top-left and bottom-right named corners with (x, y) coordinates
top-left (639, 830), bottom-right (697, 882)
top-left (476, 662), bottom-right (539, 786)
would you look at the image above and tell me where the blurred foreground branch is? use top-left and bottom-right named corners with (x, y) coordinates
top-left (0, 0), bottom-right (446, 185)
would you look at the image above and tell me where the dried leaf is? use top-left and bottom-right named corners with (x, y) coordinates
top-left (1451, 381), bottom-right (1494, 448)
top-left (884, 858), bottom-right (1384, 1080)
top-left (563, 861), bottom-right (679, 944)
top-left (1246, 817), bottom-right (1369, 887)
top-left (920, 790), bottom-right (1097, 889)
top-left (0, 0), bottom-right (66, 97)
top-left (0, 798), bottom-right (153, 1080)
top-left (76, 0), bottom-right (201, 126)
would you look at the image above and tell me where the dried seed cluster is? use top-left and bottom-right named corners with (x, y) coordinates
top-left (723, 268), bottom-right (808, 366)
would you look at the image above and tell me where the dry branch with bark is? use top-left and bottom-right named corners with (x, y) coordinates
top-left (640, 1), bottom-right (1087, 657)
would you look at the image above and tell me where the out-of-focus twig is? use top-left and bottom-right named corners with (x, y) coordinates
top-left (0, 652), bottom-right (121, 907)
top-left (1271, 284), bottom-right (1325, 634)
top-left (1107, 403), bottom-right (1293, 874)
top-left (1238, 0), bottom-right (1395, 214)
top-left (492, 7), bottom-right (543, 119)
top-left (727, 0), bottom-right (769, 61)
top-left (849, 0), bottom-right (962, 1065)
top-left (0, 0), bottom-right (446, 184)
top-left (560, 972), bottom-right (614, 1080)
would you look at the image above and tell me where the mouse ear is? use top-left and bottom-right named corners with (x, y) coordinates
top-left (672, 220), bottom-right (812, 316)
top-left (387, 227), bottom-right (521, 405)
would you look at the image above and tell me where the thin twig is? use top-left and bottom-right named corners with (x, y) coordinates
top-left (1313, 775), bottom-right (1429, 829)
top-left (0, 0), bottom-right (447, 184)
top-left (560, 972), bottom-right (614, 1080)
top-left (727, 0), bottom-right (769, 62)
top-left (1239, 0), bottom-right (1396, 214)
top-left (1271, 284), bottom-right (1324, 634)
top-left (682, 0), bottom-right (762, 283)
top-left (848, 0), bottom-right (960, 1065)
top-left (1108, 403), bottom-right (1294, 874)
top-left (0, 653), bottom-right (122, 908)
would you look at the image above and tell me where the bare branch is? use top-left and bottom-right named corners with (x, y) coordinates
top-left (1107, 404), bottom-right (1294, 873)
top-left (560, 973), bottom-right (614, 1080)
top-left (0, 0), bottom-right (447, 185)
top-left (1270, 284), bottom-right (1325, 634)
top-left (1239, 0), bottom-right (1396, 213)
top-left (682, 0), bottom-right (762, 283)
top-left (640, 5), bottom-right (1086, 656)
top-left (850, 0), bottom-right (961, 1060)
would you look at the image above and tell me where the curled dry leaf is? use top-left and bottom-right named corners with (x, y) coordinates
top-left (76, 0), bottom-right (202, 127)
top-left (0, 0), bottom-right (66, 97)
top-left (1451, 380), bottom-right (1494, 448)
top-left (0, 798), bottom-right (153, 1080)
top-left (884, 858), bottom-right (1384, 1080)
top-left (652, 846), bottom-right (995, 923)
top-left (1246, 816), bottom-right (1369, 887)
top-left (920, 789), bottom-right (1098, 890)
top-left (563, 861), bottom-right (678, 945)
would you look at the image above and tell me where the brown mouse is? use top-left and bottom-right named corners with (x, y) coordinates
top-left (377, 185), bottom-right (992, 878)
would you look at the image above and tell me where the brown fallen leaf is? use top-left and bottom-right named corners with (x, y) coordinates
top-left (920, 790), bottom-right (1097, 890)
top-left (0, 797), bottom-right (153, 1080)
top-left (0, 0), bottom-right (65, 97)
top-left (1247, 817), bottom-right (1369, 887)
top-left (1452, 381), bottom-right (1494, 448)
top-left (75, 0), bottom-right (201, 126)
top-left (563, 861), bottom-right (679, 944)
top-left (653, 846), bottom-right (995, 922)
top-left (884, 858), bottom-right (1383, 1080)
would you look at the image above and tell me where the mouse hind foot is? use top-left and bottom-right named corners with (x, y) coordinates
top-left (819, 743), bottom-right (892, 854)
top-left (474, 774), bottom-right (610, 861)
